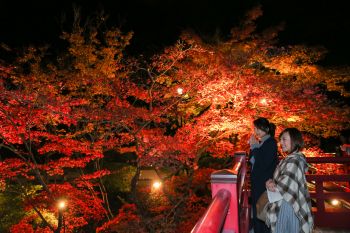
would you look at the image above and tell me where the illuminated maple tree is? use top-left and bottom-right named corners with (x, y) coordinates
top-left (0, 5), bottom-right (349, 232)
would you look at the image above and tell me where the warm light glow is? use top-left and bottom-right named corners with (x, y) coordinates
top-left (177, 87), bottom-right (183, 95)
top-left (58, 200), bottom-right (66, 210)
top-left (287, 115), bottom-right (301, 122)
top-left (331, 199), bottom-right (340, 206)
top-left (259, 98), bottom-right (267, 105)
top-left (152, 181), bottom-right (162, 189)
top-left (287, 117), bottom-right (296, 122)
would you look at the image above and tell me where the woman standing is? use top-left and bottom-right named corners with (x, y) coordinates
top-left (266, 128), bottom-right (313, 233)
top-left (249, 117), bottom-right (278, 233)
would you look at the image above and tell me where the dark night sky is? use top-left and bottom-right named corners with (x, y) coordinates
top-left (1, 0), bottom-right (350, 64)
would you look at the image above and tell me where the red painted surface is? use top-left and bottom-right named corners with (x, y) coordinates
top-left (306, 157), bottom-right (350, 229)
top-left (190, 189), bottom-right (231, 233)
top-left (211, 174), bottom-right (239, 233)
top-left (191, 152), bottom-right (249, 233)
top-left (192, 155), bottom-right (350, 232)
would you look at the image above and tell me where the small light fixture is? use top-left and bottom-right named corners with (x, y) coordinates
top-left (177, 88), bottom-right (183, 95)
top-left (58, 200), bottom-right (66, 210)
top-left (152, 181), bottom-right (162, 189)
top-left (331, 199), bottom-right (340, 206)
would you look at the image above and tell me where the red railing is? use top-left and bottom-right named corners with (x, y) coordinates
top-left (306, 156), bottom-right (350, 229)
top-left (190, 189), bottom-right (231, 233)
top-left (192, 154), bottom-right (350, 232)
top-left (191, 152), bottom-right (249, 233)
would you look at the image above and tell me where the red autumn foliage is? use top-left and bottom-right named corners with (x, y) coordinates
top-left (96, 204), bottom-right (144, 233)
top-left (0, 6), bottom-right (349, 232)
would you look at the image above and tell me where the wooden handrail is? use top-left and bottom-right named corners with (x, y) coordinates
top-left (306, 157), bottom-right (350, 229)
top-left (306, 157), bottom-right (350, 163)
top-left (191, 152), bottom-right (249, 233)
top-left (190, 189), bottom-right (231, 233)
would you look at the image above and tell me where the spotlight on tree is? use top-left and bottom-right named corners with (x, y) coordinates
top-left (259, 98), bottom-right (267, 105)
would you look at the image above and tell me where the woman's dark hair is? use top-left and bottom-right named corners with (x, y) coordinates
top-left (279, 128), bottom-right (304, 153)
top-left (253, 117), bottom-right (276, 137)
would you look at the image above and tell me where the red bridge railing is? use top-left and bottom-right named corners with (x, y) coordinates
top-left (191, 152), bottom-right (249, 233)
top-left (191, 154), bottom-right (350, 232)
top-left (306, 156), bottom-right (350, 229)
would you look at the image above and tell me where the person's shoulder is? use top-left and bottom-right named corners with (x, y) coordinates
top-left (265, 136), bottom-right (277, 145)
top-left (284, 152), bottom-right (305, 165)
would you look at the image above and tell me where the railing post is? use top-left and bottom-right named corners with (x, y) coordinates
top-left (211, 169), bottom-right (239, 233)
top-left (190, 189), bottom-right (231, 233)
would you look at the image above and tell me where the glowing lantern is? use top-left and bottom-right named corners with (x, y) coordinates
top-left (331, 199), bottom-right (340, 206)
top-left (152, 181), bottom-right (162, 189)
top-left (58, 200), bottom-right (66, 210)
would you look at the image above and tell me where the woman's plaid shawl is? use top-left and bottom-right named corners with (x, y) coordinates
top-left (266, 152), bottom-right (313, 233)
